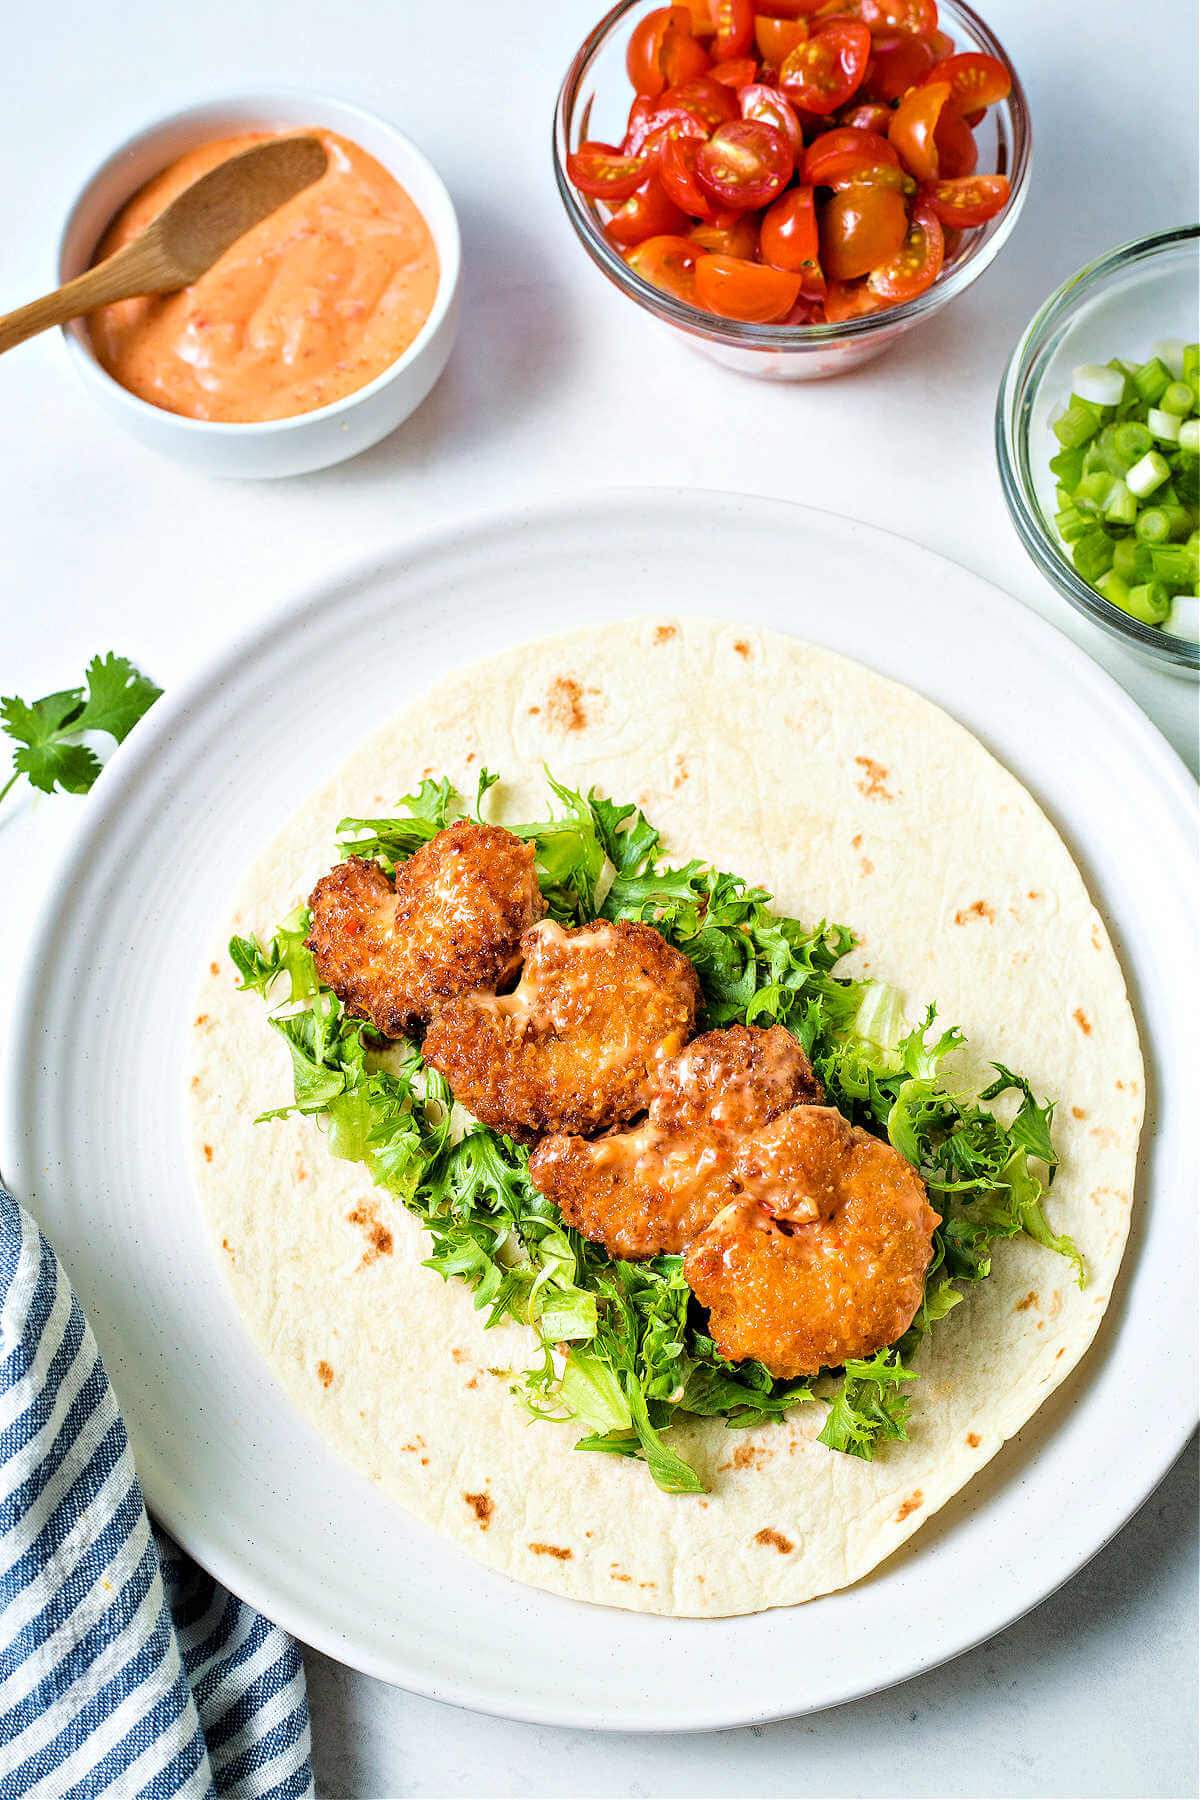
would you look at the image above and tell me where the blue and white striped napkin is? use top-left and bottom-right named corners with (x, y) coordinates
top-left (0, 1179), bottom-right (314, 1800)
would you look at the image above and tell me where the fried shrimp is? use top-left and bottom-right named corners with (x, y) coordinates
top-left (422, 918), bottom-right (700, 1141)
top-left (530, 1025), bottom-right (822, 1258)
top-left (305, 820), bottom-right (544, 1037)
top-left (684, 1106), bottom-right (940, 1379)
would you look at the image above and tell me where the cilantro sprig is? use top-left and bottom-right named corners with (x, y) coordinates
top-left (230, 771), bottom-right (1082, 1491)
top-left (1, 654), bottom-right (161, 809)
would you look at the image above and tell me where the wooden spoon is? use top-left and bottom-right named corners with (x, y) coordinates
top-left (0, 135), bottom-right (328, 355)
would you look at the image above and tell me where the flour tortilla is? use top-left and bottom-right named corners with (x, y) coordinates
top-left (188, 620), bottom-right (1142, 1617)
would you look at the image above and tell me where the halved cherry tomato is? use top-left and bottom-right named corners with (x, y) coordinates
top-left (605, 175), bottom-right (690, 247)
top-left (933, 105), bottom-right (977, 176)
top-left (928, 26), bottom-right (954, 56)
top-left (739, 83), bottom-right (803, 164)
top-left (627, 7), bottom-right (696, 96)
top-left (924, 51), bottom-right (1010, 114)
top-left (662, 24), bottom-right (713, 84)
top-left (694, 252), bottom-right (802, 320)
top-left (823, 277), bottom-right (884, 320)
top-left (712, 0), bottom-right (756, 57)
top-left (682, 0), bottom-right (717, 32)
top-left (921, 172), bottom-right (1009, 226)
top-left (819, 182), bottom-right (909, 278)
top-left (695, 118), bottom-right (793, 207)
top-left (861, 31), bottom-right (936, 101)
top-left (755, 16), bottom-right (809, 65)
top-left (756, 0), bottom-right (829, 14)
top-left (659, 134), bottom-right (717, 215)
top-left (837, 100), bottom-right (893, 133)
top-left (624, 99), bottom-right (710, 158)
top-left (625, 233), bottom-right (703, 302)
top-left (689, 212), bottom-right (762, 255)
top-left (866, 195), bottom-right (943, 299)
top-left (708, 53), bottom-right (760, 84)
top-left (779, 21), bottom-right (872, 114)
top-left (888, 78), bottom-right (949, 179)
top-left (818, 0), bottom-right (937, 35)
top-left (663, 74), bottom-right (741, 128)
top-left (760, 185), bottom-right (825, 294)
top-left (802, 125), bottom-right (900, 185)
top-left (565, 142), bottom-right (650, 201)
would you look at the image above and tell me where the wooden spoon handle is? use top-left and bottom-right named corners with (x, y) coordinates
top-left (0, 231), bottom-right (180, 354)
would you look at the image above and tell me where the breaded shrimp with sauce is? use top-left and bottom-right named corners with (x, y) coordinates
top-left (530, 1025), bottom-right (822, 1258)
top-left (685, 1106), bottom-right (940, 1379)
top-left (306, 820), bottom-right (544, 1038)
top-left (422, 918), bottom-right (700, 1141)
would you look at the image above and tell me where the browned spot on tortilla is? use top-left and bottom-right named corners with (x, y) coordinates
top-left (895, 1491), bottom-right (923, 1522)
top-left (1091, 1125), bottom-right (1118, 1147)
top-left (295, 1165), bottom-right (307, 1183)
top-left (202, 1145), bottom-right (213, 1163)
top-left (1115, 1078), bottom-right (1125, 1090)
top-left (860, 857), bottom-right (874, 876)
top-left (954, 900), bottom-right (995, 925)
top-left (347, 1199), bottom-right (393, 1266)
top-left (190, 1075), bottom-right (201, 1090)
top-left (734, 1443), bottom-right (760, 1470)
top-left (754, 1528), bottom-right (794, 1553)
top-left (1091, 928), bottom-right (1102, 950)
top-left (1016, 1291), bottom-right (1038, 1311)
top-left (545, 674), bottom-right (597, 734)
top-left (1056, 1346), bottom-right (1065, 1358)
top-left (1027, 890), bottom-right (1041, 900)
top-left (653, 624), bottom-right (676, 644)
top-left (854, 755), bottom-right (894, 800)
top-left (209, 960), bottom-right (220, 976)
top-left (316, 1361), bottom-right (334, 1389)
top-left (611, 1572), bottom-right (632, 1583)
top-left (1072, 1106), bottom-right (1087, 1120)
top-left (421, 1456), bottom-right (429, 1464)
top-left (851, 834), bottom-right (862, 849)
top-left (221, 1237), bottom-right (234, 1258)
top-left (464, 1492), bottom-right (492, 1527)
top-left (1073, 1008), bottom-right (1092, 1035)
top-left (450, 1348), bottom-right (469, 1364)
top-left (527, 705), bottom-right (541, 715)
top-left (466, 1377), bottom-right (478, 1389)
top-left (529, 1542), bottom-right (573, 1560)
top-left (193, 1014), bottom-right (209, 1027)
top-left (966, 1432), bottom-right (981, 1448)
top-left (465, 751), bottom-right (476, 764)
top-left (733, 639), bottom-right (751, 659)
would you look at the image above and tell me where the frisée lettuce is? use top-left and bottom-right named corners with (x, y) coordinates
top-left (230, 772), bottom-right (1082, 1493)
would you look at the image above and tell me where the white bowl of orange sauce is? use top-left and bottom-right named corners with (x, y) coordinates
top-left (57, 93), bottom-right (461, 478)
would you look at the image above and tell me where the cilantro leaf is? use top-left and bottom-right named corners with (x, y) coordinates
top-left (1, 654), bottom-right (160, 807)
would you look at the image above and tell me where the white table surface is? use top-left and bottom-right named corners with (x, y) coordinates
top-left (1, 1), bottom-right (1196, 1793)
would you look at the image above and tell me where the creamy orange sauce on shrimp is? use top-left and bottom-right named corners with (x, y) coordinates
top-left (87, 129), bottom-right (439, 422)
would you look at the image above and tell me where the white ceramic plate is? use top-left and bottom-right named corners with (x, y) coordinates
top-left (4, 491), bottom-right (1196, 1731)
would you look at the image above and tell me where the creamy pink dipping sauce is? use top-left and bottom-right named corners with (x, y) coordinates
top-left (87, 129), bottom-right (440, 423)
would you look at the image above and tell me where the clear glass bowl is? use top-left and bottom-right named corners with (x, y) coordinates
top-left (553, 0), bottom-right (1031, 381)
top-left (996, 227), bottom-right (1200, 678)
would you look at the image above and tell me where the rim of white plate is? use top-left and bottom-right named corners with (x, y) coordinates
top-left (2, 489), bottom-right (1196, 1731)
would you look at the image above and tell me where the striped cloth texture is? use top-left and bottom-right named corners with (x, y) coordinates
top-left (0, 1179), bottom-right (314, 1800)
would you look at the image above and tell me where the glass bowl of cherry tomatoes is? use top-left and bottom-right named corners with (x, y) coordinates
top-left (554, 0), bottom-right (1031, 379)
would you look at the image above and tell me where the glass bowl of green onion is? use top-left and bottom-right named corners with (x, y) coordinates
top-left (997, 225), bottom-right (1199, 676)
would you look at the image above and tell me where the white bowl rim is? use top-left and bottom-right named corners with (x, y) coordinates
top-left (57, 88), bottom-right (462, 437)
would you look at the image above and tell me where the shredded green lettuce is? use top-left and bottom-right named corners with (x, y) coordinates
top-left (230, 771), bottom-right (1082, 1490)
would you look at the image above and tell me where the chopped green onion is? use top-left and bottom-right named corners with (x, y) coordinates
top-left (1112, 537), bottom-right (1153, 584)
top-left (1160, 381), bottom-right (1196, 418)
top-left (1125, 581), bottom-right (1171, 624)
top-left (1183, 344), bottom-right (1200, 391)
top-left (1072, 363), bottom-right (1126, 407)
top-left (1053, 399), bottom-right (1105, 449)
top-left (1127, 451), bottom-right (1171, 498)
top-left (1071, 529), bottom-right (1115, 584)
top-left (1166, 594), bottom-right (1200, 641)
top-left (1151, 339), bottom-right (1186, 378)
top-left (1113, 421), bottom-right (1154, 464)
top-left (1178, 418), bottom-right (1200, 455)
top-left (1054, 505), bottom-right (1089, 543)
top-left (1132, 358), bottom-right (1172, 405)
top-left (1102, 480), bottom-right (1137, 526)
top-left (1150, 544), bottom-right (1199, 591)
top-left (1148, 407), bottom-right (1182, 443)
top-left (1136, 504), bottom-right (1192, 544)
